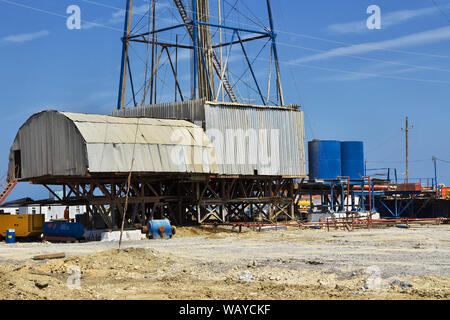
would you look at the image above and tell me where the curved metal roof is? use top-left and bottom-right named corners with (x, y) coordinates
top-left (8, 110), bottom-right (219, 180)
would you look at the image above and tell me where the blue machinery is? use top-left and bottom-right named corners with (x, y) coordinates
top-left (117, 0), bottom-right (285, 109)
top-left (297, 176), bottom-right (442, 219)
top-left (298, 178), bottom-right (377, 215)
top-left (304, 139), bottom-right (443, 219)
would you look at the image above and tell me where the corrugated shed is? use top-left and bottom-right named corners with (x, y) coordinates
top-left (204, 105), bottom-right (305, 176)
top-left (111, 99), bottom-right (206, 124)
top-left (111, 101), bottom-right (306, 177)
top-left (8, 111), bottom-right (87, 180)
top-left (8, 110), bottom-right (218, 180)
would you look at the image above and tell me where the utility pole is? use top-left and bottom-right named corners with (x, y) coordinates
top-left (401, 117), bottom-right (414, 183)
top-left (432, 156), bottom-right (438, 190)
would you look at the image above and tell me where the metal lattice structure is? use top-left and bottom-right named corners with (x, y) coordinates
top-left (117, 0), bottom-right (285, 109)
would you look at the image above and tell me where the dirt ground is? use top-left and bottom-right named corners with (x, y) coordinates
top-left (0, 224), bottom-right (449, 300)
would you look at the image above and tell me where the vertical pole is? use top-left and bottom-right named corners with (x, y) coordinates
top-left (150, 0), bottom-right (156, 104)
top-left (402, 117), bottom-right (414, 183)
top-left (154, 33), bottom-right (158, 104)
top-left (406, 117), bottom-right (409, 183)
top-left (433, 157), bottom-right (438, 190)
top-left (117, 0), bottom-right (133, 110)
top-left (218, 0), bottom-right (224, 102)
top-left (175, 34), bottom-right (178, 102)
top-left (266, 0), bottom-right (284, 106)
top-left (330, 184), bottom-right (334, 213)
top-left (192, 0), bottom-right (198, 100)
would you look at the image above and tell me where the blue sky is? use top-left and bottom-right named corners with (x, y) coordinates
top-left (1, 0), bottom-right (450, 200)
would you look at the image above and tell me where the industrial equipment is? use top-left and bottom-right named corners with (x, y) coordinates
top-left (308, 140), bottom-right (342, 180)
top-left (0, 214), bottom-right (44, 240)
top-left (42, 221), bottom-right (85, 241)
top-left (148, 219), bottom-right (174, 239)
top-left (5, 229), bottom-right (15, 243)
top-left (341, 141), bottom-right (364, 181)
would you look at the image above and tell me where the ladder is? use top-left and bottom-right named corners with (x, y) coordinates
top-left (0, 179), bottom-right (17, 206)
top-left (173, 0), bottom-right (238, 103)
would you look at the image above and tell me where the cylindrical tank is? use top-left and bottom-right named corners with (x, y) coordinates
top-left (341, 141), bottom-right (364, 180)
top-left (6, 229), bottom-right (15, 244)
top-left (148, 219), bottom-right (173, 239)
top-left (308, 140), bottom-right (342, 180)
top-left (43, 222), bottom-right (85, 239)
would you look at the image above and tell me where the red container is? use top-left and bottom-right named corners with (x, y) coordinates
top-left (396, 183), bottom-right (422, 192)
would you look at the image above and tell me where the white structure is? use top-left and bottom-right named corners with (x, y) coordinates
top-left (1, 205), bottom-right (86, 222)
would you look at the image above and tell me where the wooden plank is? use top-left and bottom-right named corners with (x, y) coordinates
top-left (32, 252), bottom-right (66, 260)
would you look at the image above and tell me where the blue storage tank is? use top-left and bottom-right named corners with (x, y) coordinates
top-left (308, 140), bottom-right (342, 180)
top-left (341, 141), bottom-right (364, 181)
top-left (148, 219), bottom-right (173, 239)
top-left (43, 222), bottom-right (85, 239)
top-left (6, 229), bottom-right (15, 244)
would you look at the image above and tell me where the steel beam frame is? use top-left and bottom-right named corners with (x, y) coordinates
top-left (117, 0), bottom-right (285, 108)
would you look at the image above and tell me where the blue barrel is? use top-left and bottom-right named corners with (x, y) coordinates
top-left (5, 229), bottom-right (15, 244)
top-left (43, 222), bottom-right (85, 239)
top-left (341, 141), bottom-right (364, 181)
top-left (148, 220), bottom-right (173, 239)
top-left (308, 140), bottom-right (342, 180)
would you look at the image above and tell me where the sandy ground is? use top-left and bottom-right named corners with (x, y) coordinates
top-left (0, 224), bottom-right (449, 300)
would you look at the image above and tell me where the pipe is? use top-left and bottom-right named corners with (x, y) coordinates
top-left (338, 176), bottom-right (350, 213)
top-left (117, 0), bottom-right (134, 110)
top-left (362, 176), bottom-right (372, 212)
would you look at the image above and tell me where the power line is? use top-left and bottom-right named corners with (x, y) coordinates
top-left (431, 0), bottom-right (450, 22)
top-left (367, 159), bottom-right (429, 163)
top-left (0, 0), bottom-right (122, 32)
top-left (4, 0), bottom-right (450, 86)
top-left (79, 0), bottom-right (450, 60)
top-left (276, 41), bottom-right (450, 73)
top-left (274, 30), bottom-right (450, 60)
top-left (255, 55), bottom-right (450, 84)
top-left (204, 27), bottom-right (450, 74)
top-left (436, 157), bottom-right (450, 164)
top-left (8, 0), bottom-right (450, 64)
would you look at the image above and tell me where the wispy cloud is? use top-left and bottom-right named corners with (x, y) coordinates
top-left (317, 62), bottom-right (419, 82)
top-left (293, 26), bottom-right (450, 63)
top-left (328, 5), bottom-right (449, 34)
top-left (1, 30), bottom-right (49, 44)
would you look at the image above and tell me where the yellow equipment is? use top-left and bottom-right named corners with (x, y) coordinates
top-left (296, 200), bottom-right (311, 212)
top-left (0, 214), bottom-right (44, 239)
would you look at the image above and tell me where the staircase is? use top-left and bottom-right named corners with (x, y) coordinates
top-left (0, 179), bottom-right (17, 206)
top-left (173, 0), bottom-right (238, 103)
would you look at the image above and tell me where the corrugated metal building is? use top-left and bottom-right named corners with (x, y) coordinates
top-left (111, 100), bottom-right (306, 177)
top-left (8, 110), bottom-right (219, 180)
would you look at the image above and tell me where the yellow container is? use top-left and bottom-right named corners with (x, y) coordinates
top-left (0, 214), bottom-right (44, 238)
top-left (296, 200), bottom-right (312, 212)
